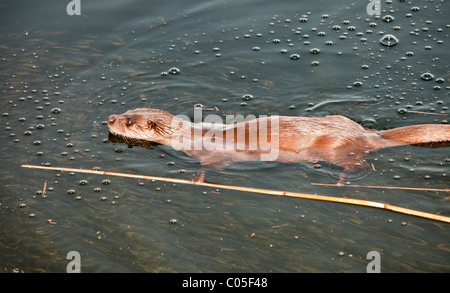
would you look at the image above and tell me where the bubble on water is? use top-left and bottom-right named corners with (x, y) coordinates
top-left (361, 118), bottom-right (377, 128)
top-left (290, 54), bottom-right (300, 60)
top-left (420, 72), bottom-right (434, 81)
top-left (310, 48), bottom-right (320, 54)
top-left (379, 34), bottom-right (398, 47)
top-left (383, 15), bottom-right (394, 22)
top-left (242, 94), bottom-right (253, 101)
top-left (168, 67), bottom-right (180, 75)
top-left (78, 180), bottom-right (88, 186)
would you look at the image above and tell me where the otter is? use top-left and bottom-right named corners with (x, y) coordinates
top-left (108, 107), bottom-right (450, 181)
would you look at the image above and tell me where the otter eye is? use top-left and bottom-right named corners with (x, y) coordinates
top-left (125, 118), bottom-right (133, 126)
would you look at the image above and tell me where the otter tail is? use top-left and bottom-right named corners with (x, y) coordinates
top-left (380, 124), bottom-right (450, 145)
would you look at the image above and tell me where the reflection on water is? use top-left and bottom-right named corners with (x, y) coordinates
top-left (108, 132), bottom-right (161, 150)
top-left (0, 0), bottom-right (449, 272)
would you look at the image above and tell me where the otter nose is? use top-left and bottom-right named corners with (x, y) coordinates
top-left (108, 115), bottom-right (116, 125)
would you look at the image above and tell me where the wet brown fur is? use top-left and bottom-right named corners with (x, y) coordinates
top-left (108, 107), bottom-right (450, 174)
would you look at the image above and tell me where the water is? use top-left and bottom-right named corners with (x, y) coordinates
top-left (0, 0), bottom-right (449, 272)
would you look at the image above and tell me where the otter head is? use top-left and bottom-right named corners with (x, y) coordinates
top-left (108, 107), bottom-right (177, 144)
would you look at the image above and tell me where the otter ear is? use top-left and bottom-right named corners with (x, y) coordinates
top-left (147, 120), bottom-right (156, 130)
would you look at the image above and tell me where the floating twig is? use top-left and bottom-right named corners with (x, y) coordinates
top-left (42, 180), bottom-right (47, 197)
top-left (311, 182), bottom-right (450, 193)
top-left (407, 110), bottom-right (448, 116)
top-left (21, 164), bottom-right (450, 223)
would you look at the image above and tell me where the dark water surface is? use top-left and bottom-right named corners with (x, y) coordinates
top-left (0, 0), bottom-right (449, 272)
